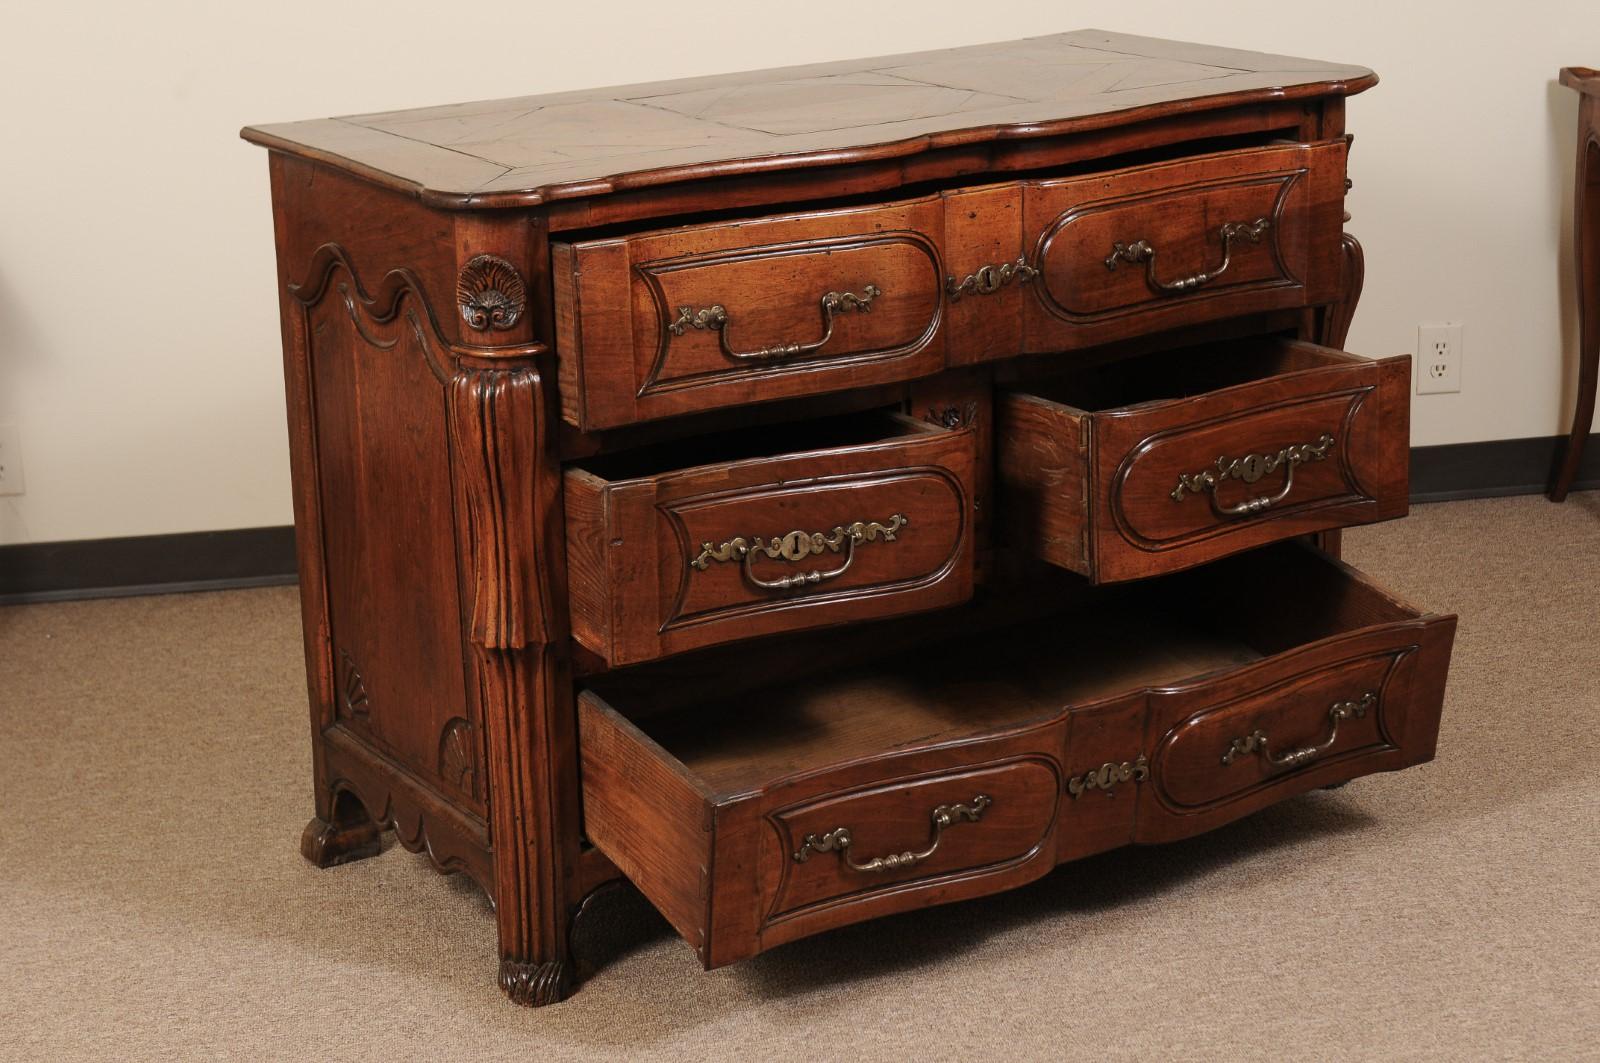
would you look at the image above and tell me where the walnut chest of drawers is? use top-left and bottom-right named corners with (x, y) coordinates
top-left (243, 30), bottom-right (1455, 1006)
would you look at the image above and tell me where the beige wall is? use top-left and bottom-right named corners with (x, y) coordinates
top-left (0, 2), bottom-right (1591, 545)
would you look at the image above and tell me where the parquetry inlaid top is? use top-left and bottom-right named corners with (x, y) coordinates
top-left (241, 30), bottom-right (1374, 209)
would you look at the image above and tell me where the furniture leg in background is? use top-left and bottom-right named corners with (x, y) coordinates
top-left (1552, 66), bottom-right (1599, 502)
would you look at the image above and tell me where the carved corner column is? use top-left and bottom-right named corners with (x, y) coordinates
top-left (448, 216), bottom-right (582, 1006)
top-left (450, 358), bottom-right (581, 1006)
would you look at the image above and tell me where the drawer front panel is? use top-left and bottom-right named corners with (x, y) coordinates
top-left (667, 468), bottom-right (966, 630)
top-left (555, 198), bottom-right (946, 429)
top-left (579, 545), bottom-right (1455, 968)
top-left (766, 757), bottom-right (1060, 922)
top-left (1136, 615), bottom-right (1454, 845)
top-left (1110, 388), bottom-right (1376, 549)
top-left (1021, 142), bottom-right (1346, 351)
top-left (1150, 647), bottom-right (1405, 811)
top-left (568, 420), bottom-right (977, 665)
top-left (1092, 356), bottom-right (1408, 581)
top-left (997, 345), bottom-right (1410, 584)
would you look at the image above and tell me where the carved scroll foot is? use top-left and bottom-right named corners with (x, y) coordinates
top-left (498, 958), bottom-right (572, 1007)
top-left (300, 814), bottom-right (382, 869)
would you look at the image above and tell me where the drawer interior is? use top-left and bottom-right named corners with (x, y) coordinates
top-left (1017, 337), bottom-right (1368, 414)
top-left (567, 407), bottom-right (933, 483)
top-left (585, 543), bottom-right (1423, 796)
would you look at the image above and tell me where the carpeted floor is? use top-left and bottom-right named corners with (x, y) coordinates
top-left (2, 495), bottom-right (1597, 1061)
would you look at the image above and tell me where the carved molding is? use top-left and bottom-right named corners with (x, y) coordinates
top-left (449, 368), bottom-right (545, 650)
top-left (457, 254), bottom-right (527, 332)
top-left (438, 717), bottom-right (477, 799)
top-left (287, 243), bottom-right (451, 383)
top-left (1319, 232), bottom-right (1365, 349)
top-left (287, 243), bottom-right (548, 369)
top-left (314, 759), bottom-right (493, 898)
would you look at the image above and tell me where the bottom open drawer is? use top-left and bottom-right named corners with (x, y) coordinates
top-left (577, 544), bottom-right (1455, 968)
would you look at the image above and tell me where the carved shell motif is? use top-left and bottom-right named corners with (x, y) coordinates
top-left (338, 649), bottom-right (370, 719)
top-left (438, 717), bottom-right (477, 798)
top-left (456, 254), bottom-right (527, 332)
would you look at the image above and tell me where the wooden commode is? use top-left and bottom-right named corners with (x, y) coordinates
top-left (243, 30), bottom-right (1455, 1006)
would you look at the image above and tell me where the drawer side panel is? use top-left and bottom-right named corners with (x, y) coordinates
top-left (578, 693), bottom-right (715, 955)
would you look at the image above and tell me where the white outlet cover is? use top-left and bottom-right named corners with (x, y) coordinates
top-left (1416, 322), bottom-right (1463, 395)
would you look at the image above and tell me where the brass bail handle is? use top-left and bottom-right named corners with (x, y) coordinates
top-left (1223, 693), bottom-right (1378, 770)
top-left (1105, 217), bottom-right (1272, 294)
top-left (668, 284), bottom-right (882, 362)
top-left (792, 795), bottom-right (993, 873)
top-left (743, 533), bottom-right (856, 591)
top-left (1171, 434), bottom-right (1336, 518)
top-left (689, 515), bottom-right (909, 594)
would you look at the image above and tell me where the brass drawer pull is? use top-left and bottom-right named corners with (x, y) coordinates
top-left (793, 794), bottom-right (992, 872)
top-left (1222, 692), bottom-right (1377, 770)
top-left (668, 283), bottom-right (882, 362)
top-left (1105, 217), bottom-right (1272, 294)
top-left (690, 514), bottom-right (908, 592)
top-left (946, 257), bottom-right (1037, 300)
top-left (1171, 433), bottom-right (1335, 517)
top-left (1067, 755), bottom-right (1149, 798)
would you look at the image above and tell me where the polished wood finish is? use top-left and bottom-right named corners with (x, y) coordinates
top-left (553, 198), bottom-right (947, 429)
top-left (1553, 67), bottom-right (1600, 501)
top-left (245, 33), bottom-right (1444, 1009)
top-left (565, 411), bottom-right (975, 666)
top-left (996, 337), bottom-right (1410, 582)
top-left (241, 31), bottom-right (1373, 210)
top-left (578, 543), bottom-right (1454, 965)
top-left (1014, 141), bottom-right (1346, 354)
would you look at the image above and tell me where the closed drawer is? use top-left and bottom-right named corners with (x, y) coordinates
top-left (577, 542), bottom-right (1454, 968)
top-left (942, 140), bottom-right (1347, 361)
top-left (995, 337), bottom-right (1409, 583)
top-left (564, 410), bottom-right (976, 666)
top-left (553, 198), bottom-right (947, 430)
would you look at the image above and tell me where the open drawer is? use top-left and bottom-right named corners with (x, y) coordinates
top-left (577, 543), bottom-right (1455, 968)
top-left (564, 409), bottom-right (977, 666)
top-left (995, 337), bottom-right (1410, 583)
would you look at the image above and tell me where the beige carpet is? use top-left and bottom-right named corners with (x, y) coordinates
top-left (3, 495), bottom-right (1597, 1061)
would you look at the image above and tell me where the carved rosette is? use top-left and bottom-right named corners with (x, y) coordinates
top-left (457, 254), bottom-right (527, 332)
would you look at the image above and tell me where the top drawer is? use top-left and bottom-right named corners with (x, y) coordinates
top-left (553, 198), bottom-right (947, 430)
top-left (944, 140), bottom-right (1348, 362)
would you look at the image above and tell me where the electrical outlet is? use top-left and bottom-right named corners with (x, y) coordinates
top-left (1416, 322), bottom-right (1463, 395)
top-left (0, 423), bottom-right (23, 496)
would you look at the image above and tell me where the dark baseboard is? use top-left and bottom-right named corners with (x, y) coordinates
top-left (0, 526), bottom-right (298, 605)
top-left (1409, 432), bottom-right (1600, 503)
top-left (0, 435), bottom-right (1593, 603)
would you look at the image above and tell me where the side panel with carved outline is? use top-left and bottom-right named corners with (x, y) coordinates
top-left (288, 245), bottom-right (485, 818)
top-left (269, 156), bottom-right (492, 882)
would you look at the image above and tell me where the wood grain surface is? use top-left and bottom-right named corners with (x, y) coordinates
top-left (241, 31), bottom-right (1373, 209)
